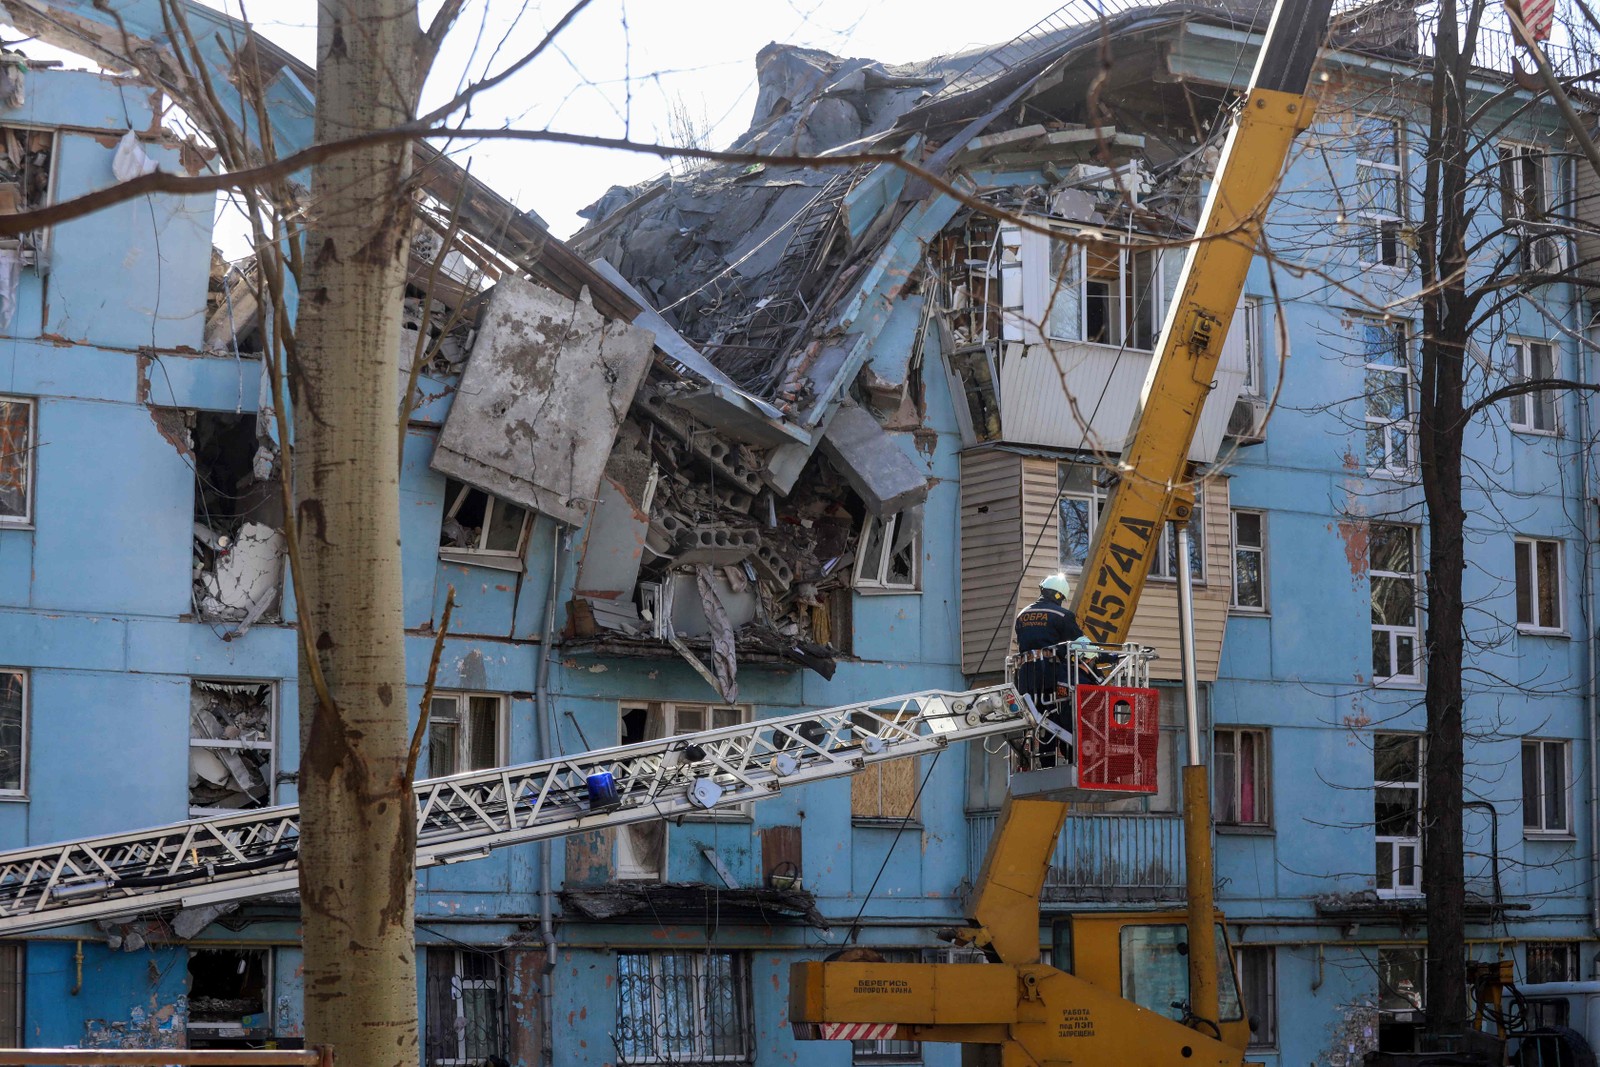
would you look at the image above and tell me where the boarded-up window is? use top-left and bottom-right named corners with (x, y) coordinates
top-left (853, 757), bottom-right (919, 822)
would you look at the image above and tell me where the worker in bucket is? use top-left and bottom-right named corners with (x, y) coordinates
top-left (1013, 573), bottom-right (1083, 766)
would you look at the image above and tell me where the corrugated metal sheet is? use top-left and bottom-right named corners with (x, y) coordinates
top-left (960, 450), bottom-right (1024, 674)
top-left (1577, 157), bottom-right (1600, 284)
top-left (996, 315), bottom-right (1249, 461)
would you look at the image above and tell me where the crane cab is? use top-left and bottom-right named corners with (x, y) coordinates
top-left (1053, 909), bottom-right (1255, 1053)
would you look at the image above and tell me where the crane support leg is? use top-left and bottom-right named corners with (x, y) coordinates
top-left (789, 961), bottom-right (1244, 1066)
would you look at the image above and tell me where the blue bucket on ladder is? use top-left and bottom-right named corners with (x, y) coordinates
top-left (586, 770), bottom-right (620, 809)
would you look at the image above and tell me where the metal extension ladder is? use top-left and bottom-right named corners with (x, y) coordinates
top-left (0, 685), bottom-right (1033, 935)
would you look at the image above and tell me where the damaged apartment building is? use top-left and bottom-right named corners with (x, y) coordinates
top-left (1, 1), bottom-right (1599, 1066)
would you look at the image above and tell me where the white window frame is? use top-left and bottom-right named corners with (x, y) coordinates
top-left (1515, 537), bottom-right (1566, 634)
top-left (854, 510), bottom-right (921, 593)
top-left (0, 396), bottom-right (34, 528)
top-left (1239, 296), bottom-right (1265, 397)
top-left (1149, 487), bottom-right (1205, 583)
top-left (1500, 143), bottom-right (1568, 272)
top-left (1230, 509), bottom-right (1268, 612)
top-left (1044, 231), bottom-right (1164, 351)
top-left (1508, 339), bottom-right (1559, 435)
top-left (424, 948), bottom-right (503, 1067)
top-left (189, 680), bottom-right (276, 818)
top-left (1370, 523), bottom-right (1422, 685)
top-left (427, 691), bottom-right (506, 778)
top-left (0, 670), bottom-right (26, 801)
top-left (438, 479), bottom-right (533, 572)
top-left (1236, 945), bottom-right (1278, 1050)
top-left (1058, 462), bottom-right (1108, 573)
top-left (615, 950), bottom-right (752, 1065)
top-left (1523, 738), bottom-right (1573, 837)
top-left (1355, 116), bottom-right (1407, 269)
top-left (1359, 318), bottom-right (1416, 478)
top-left (617, 701), bottom-right (753, 880)
top-left (1375, 733), bottom-right (1423, 899)
top-left (1500, 142), bottom-right (1553, 228)
top-left (1214, 727), bottom-right (1271, 829)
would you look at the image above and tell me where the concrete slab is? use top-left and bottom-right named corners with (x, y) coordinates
top-left (818, 400), bottom-right (928, 517)
top-left (431, 277), bottom-right (655, 525)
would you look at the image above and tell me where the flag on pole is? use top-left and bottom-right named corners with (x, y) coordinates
top-left (1506, 0), bottom-right (1555, 41)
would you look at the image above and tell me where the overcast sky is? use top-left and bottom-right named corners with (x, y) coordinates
top-left (196, 0), bottom-right (1072, 238)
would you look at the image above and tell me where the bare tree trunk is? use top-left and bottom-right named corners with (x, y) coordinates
top-left (294, 0), bottom-right (422, 1063)
top-left (1416, 0), bottom-right (1474, 1032)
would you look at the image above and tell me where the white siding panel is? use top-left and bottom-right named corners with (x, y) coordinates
top-left (999, 335), bottom-right (1246, 463)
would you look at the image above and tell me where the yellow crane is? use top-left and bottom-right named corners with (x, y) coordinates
top-left (788, 0), bottom-right (1333, 1062)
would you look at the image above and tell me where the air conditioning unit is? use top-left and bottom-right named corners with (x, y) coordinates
top-left (1226, 395), bottom-right (1268, 443)
top-left (1527, 232), bottom-right (1569, 273)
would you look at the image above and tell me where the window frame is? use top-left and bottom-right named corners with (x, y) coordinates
top-left (1148, 486), bottom-right (1206, 584)
top-left (1239, 296), bottom-right (1265, 397)
top-left (1236, 945), bottom-right (1278, 1050)
top-left (1214, 727), bottom-right (1271, 830)
top-left (1354, 116), bottom-right (1408, 269)
top-left (0, 396), bottom-right (34, 529)
top-left (1358, 317), bottom-right (1416, 478)
top-left (0, 670), bottom-right (26, 801)
top-left (1507, 338), bottom-right (1560, 435)
top-left (1374, 733), bottom-right (1424, 899)
top-left (854, 510), bottom-right (921, 593)
top-left (1525, 941), bottom-right (1581, 984)
top-left (1515, 537), bottom-right (1567, 635)
top-left (426, 691), bottom-right (507, 779)
top-left (1229, 509), bottom-right (1268, 612)
top-left (1044, 231), bottom-right (1164, 351)
top-left (424, 948), bottom-right (505, 1067)
top-left (1370, 523), bottom-right (1422, 685)
top-left (188, 680), bottom-right (276, 819)
top-left (615, 950), bottom-right (753, 1065)
top-left (438, 479), bottom-right (533, 572)
top-left (1522, 738), bottom-right (1573, 837)
top-left (1057, 461), bottom-right (1107, 573)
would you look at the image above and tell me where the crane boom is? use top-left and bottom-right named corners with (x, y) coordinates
top-left (1072, 0), bottom-right (1332, 647)
top-left (0, 684), bottom-right (1039, 935)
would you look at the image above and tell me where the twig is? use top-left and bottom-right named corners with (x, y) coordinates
top-left (407, 586), bottom-right (457, 785)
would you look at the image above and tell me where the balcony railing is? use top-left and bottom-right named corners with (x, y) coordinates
top-left (968, 812), bottom-right (1187, 904)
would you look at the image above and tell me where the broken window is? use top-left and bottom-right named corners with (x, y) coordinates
top-left (427, 693), bottom-right (503, 778)
top-left (0, 125), bottom-right (53, 266)
top-left (187, 948), bottom-right (270, 1046)
top-left (191, 410), bottom-right (284, 627)
top-left (189, 681), bottom-right (274, 817)
top-left (0, 396), bottom-right (30, 525)
top-left (617, 702), bottom-right (750, 880)
top-left (424, 948), bottom-right (504, 1067)
top-left (0, 670), bottom-right (24, 797)
top-left (615, 951), bottom-right (752, 1065)
top-left (438, 479), bottom-right (532, 571)
top-left (854, 509), bottom-right (919, 592)
top-left (1046, 234), bottom-right (1161, 350)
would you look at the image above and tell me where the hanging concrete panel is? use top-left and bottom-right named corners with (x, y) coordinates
top-left (818, 401), bottom-right (928, 517)
top-left (432, 276), bottom-right (655, 525)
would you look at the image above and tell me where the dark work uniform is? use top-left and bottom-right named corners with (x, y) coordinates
top-left (1014, 595), bottom-right (1085, 764)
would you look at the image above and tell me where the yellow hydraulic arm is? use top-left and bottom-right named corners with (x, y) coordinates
top-left (1072, 0), bottom-right (1331, 647)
